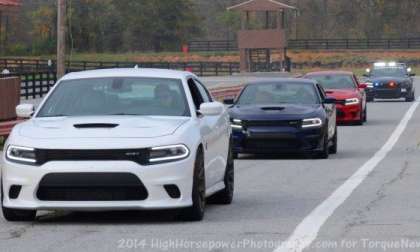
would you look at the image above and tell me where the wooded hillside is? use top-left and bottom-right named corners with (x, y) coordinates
top-left (6, 0), bottom-right (420, 55)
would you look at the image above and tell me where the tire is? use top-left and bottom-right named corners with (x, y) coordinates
top-left (1, 179), bottom-right (36, 222)
top-left (406, 92), bottom-right (415, 102)
top-left (363, 106), bottom-right (367, 123)
top-left (329, 126), bottom-right (338, 154)
top-left (232, 152), bottom-right (239, 160)
top-left (208, 140), bottom-right (234, 205)
top-left (179, 149), bottom-right (206, 221)
top-left (366, 96), bottom-right (374, 102)
top-left (314, 133), bottom-right (329, 159)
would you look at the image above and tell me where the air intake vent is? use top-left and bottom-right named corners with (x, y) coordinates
top-left (74, 123), bottom-right (119, 129)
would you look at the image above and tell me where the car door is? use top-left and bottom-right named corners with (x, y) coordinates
top-left (317, 83), bottom-right (336, 139)
top-left (187, 78), bottom-right (219, 187)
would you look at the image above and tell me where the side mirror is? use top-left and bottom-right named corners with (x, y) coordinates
top-left (223, 98), bottom-right (235, 105)
top-left (16, 104), bottom-right (34, 118)
top-left (199, 102), bottom-right (224, 116)
top-left (410, 73), bottom-right (416, 77)
top-left (358, 83), bottom-right (368, 89)
top-left (323, 97), bottom-right (336, 104)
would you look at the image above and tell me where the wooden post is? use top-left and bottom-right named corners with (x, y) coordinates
top-left (57, 0), bottom-right (66, 78)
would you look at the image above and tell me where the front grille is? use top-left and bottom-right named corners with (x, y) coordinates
top-left (243, 120), bottom-right (301, 128)
top-left (37, 173), bottom-right (148, 201)
top-left (244, 139), bottom-right (300, 149)
top-left (35, 149), bottom-right (149, 165)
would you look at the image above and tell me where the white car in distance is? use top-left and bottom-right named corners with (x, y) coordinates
top-left (1, 68), bottom-right (234, 222)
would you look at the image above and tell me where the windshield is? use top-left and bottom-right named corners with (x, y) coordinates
top-left (307, 75), bottom-right (356, 89)
top-left (237, 82), bottom-right (320, 105)
top-left (371, 67), bottom-right (407, 77)
top-left (37, 77), bottom-right (190, 117)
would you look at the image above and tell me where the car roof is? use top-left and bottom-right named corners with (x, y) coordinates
top-left (304, 70), bottom-right (354, 76)
top-left (60, 68), bottom-right (196, 81)
top-left (245, 78), bottom-right (317, 86)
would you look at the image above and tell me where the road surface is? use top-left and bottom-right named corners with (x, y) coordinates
top-left (1, 79), bottom-right (420, 252)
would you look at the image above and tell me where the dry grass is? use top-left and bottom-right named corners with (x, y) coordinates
top-left (6, 50), bottom-right (420, 65)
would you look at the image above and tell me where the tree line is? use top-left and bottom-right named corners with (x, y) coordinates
top-left (5, 0), bottom-right (420, 55)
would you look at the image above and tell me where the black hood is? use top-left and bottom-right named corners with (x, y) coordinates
top-left (229, 104), bottom-right (323, 121)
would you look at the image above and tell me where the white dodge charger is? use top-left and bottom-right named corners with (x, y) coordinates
top-left (1, 69), bottom-right (234, 221)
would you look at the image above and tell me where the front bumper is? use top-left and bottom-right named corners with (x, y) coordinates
top-left (232, 126), bottom-right (325, 154)
top-left (366, 87), bottom-right (410, 99)
top-left (336, 104), bottom-right (362, 123)
top-left (1, 157), bottom-right (195, 211)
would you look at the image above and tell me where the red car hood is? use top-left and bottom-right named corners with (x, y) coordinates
top-left (325, 89), bottom-right (359, 100)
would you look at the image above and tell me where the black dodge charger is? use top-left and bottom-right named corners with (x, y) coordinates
top-left (225, 79), bottom-right (338, 159)
top-left (364, 63), bottom-right (416, 102)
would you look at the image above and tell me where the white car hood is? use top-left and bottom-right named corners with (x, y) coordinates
top-left (18, 116), bottom-right (189, 139)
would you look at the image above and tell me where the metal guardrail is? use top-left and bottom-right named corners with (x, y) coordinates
top-left (188, 38), bottom-right (420, 51)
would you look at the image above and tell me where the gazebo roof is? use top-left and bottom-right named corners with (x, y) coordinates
top-left (228, 0), bottom-right (296, 11)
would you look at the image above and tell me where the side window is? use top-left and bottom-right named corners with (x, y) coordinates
top-left (353, 75), bottom-right (359, 87)
top-left (194, 79), bottom-right (212, 103)
top-left (316, 84), bottom-right (326, 101)
top-left (187, 78), bottom-right (204, 110)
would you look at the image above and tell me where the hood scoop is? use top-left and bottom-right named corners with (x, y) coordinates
top-left (73, 123), bottom-right (119, 129)
top-left (261, 106), bottom-right (285, 111)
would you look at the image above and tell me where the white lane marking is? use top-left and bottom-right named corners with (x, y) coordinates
top-left (275, 98), bottom-right (420, 252)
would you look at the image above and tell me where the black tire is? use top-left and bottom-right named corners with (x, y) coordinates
top-left (366, 96), bottom-right (374, 102)
top-left (179, 149), bottom-right (206, 221)
top-left (232, 152), bottom-right (239, 160)
top-left (1, 179), bottom-right (36, 222)
top-left (363, 106), bottom-right (367, 123)
top-left (314, 133), bottom-right (329, 159)
top-left (208, 140), bottom-right (234, 205)
top-left (329, 126), bottom-right (338, 154)
top-left (406, 92), bottom-right (415, 102)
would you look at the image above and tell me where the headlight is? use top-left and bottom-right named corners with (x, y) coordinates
top-left (6, 145), bottom-right (37, 165)
top-left (366, 82), bottom-right (373, 88)
top-left (302, 118), bottom-right (323, 128)
top-left (148, 144), bottom-right (189, 163)
top-left (230, 118), bottom-right (243, 130)
top-left (345, 98), bottom-right (360, 106)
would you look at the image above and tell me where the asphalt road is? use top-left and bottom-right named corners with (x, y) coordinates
top-left (1, 79), bottom-right (420, 252)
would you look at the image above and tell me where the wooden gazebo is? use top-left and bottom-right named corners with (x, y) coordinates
top-left (0, 0), bottom-right (21, 53)
top-left (228, 0), bottom-right (296, 72)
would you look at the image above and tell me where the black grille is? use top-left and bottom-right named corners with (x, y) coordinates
top-left (245, 139), bottom-right (300, 149)
top-left (37, 173), bottom-right (148, 201)
top-left (243, 120), bottom-right (301, 128)
top-left (35, 149), bottom-right (149, 165)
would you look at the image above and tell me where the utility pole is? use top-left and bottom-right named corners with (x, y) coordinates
top-left (57, 0), bottom-right (66, 78)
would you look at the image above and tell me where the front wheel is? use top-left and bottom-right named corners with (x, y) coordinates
top-left (406, 92), bottom-right (415, 102)
top-left (329, 126), bottom-right (338, 154)
top-left (179, 149), bottom-right (206, 221)
top-left (314, 134), bottom-right (329, 159)
top-left (208, 141), bottom-right (234, 204)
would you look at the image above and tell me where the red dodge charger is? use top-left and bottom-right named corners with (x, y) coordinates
top-left (304, 71), bottom-right (367, 125)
